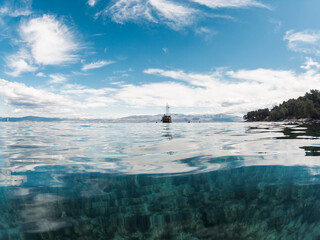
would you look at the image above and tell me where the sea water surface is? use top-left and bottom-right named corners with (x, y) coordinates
top-left (1, 122), bottom-right (320, 239)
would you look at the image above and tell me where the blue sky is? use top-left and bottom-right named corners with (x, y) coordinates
top-left (1, 0), bottom-right (320, 118)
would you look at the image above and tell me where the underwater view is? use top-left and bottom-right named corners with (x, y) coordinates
top-left (1, 122), bottom-right (320, 239)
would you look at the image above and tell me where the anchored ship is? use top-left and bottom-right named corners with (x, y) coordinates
top-left (161, 103), bottom-right (172, 123)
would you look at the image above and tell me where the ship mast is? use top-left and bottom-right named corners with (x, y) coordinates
top-left (162, 103), bottom-right (172, 123)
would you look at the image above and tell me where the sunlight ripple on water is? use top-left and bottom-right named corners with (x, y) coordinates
top-left (1, 122), bottom-right (320, 239)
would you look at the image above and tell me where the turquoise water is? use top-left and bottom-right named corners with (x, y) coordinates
top-left (1, 122), bottom-right (320, 239)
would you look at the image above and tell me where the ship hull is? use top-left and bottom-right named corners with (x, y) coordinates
top-left (161, 115), bottom-right (172, 123)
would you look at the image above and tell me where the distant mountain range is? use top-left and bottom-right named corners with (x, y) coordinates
top-left (0, 114), bottom-right (242, 123)
top-left (0, 116), bottom-right (63, 122)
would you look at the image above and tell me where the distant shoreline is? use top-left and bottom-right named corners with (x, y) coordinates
top-left (245, 118), bottom-right (320, 124)
top-left (0, 114), bottom-right (242, 123)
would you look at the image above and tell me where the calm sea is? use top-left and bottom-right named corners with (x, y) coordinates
top-left (1, 122), bottom-right (320, 239)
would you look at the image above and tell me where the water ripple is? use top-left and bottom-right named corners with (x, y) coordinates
top-left (0, 122), bottom-right (319, 187)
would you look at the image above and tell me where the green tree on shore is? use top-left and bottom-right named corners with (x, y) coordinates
top-left (244, 90), bottom-right (320, 121)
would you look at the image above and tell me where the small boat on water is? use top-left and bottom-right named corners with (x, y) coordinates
top-left (161, 103), bottom-right (172, 123)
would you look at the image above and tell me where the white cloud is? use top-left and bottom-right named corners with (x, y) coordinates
top-left (284, 30), bottom-right (320, 55)
top-left (195, 26), bottom-right (211, 34)
top-left (3, 60), bottom-right (320, 117)
top-left (103, 0), bottom-right (197, 29)
top-left (61, 84), bottom-right (116, 96)
top-left (285, 30), bottom-right (320, 44)
top-left (116, 82), bottom-right (202, 107)
top-left (149, 0), bottom-right (197, 29)
top-left (301, 58), bottom-right (320, 70)
top-left (88, 0), bottom-right (97, 7)
top-left (0, 6), bottom-right (32, 17)
top-left (82, 60), bottom-right (114, 71)
top-left (0, 78), bottom-right (79, 114)
top-left (140, 66), bottom-right (320, 114)
top-left (36, 72), bottom-right (46, 77)
top-left (20, 15), bottom-right (79, 65)
top-left (58, 84), bottom-right (117, 108)
top-left (98, 0), bottom-right (269, 30)
top-left (105, 0), bottom-right (157, 24)
top-left (195, 26), bottom-right (216, 40)
top-left (6, 14), bottom-right (80, 77)
top-left (0, 79), bottom-right (116, 117)
top-left (190, 0), bottom-right (269, 9)
top-left (0, 0), bottom-right (32, 17)
top-left (48, 74), bottom-right (67, 84)
top-left (6, 48), bottom-right (37, 77)
top-left (143, 68), bottom-right (221, 87)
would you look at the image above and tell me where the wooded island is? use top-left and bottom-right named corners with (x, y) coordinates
top-left (244, 90), bottom-right (320, 121)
